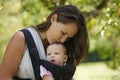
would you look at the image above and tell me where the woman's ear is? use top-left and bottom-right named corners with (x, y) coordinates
top-left (51, 14), bottom-right (58, 23)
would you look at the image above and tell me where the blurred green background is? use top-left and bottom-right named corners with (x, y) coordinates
top-left (0, 0), bottom-right (120, 80)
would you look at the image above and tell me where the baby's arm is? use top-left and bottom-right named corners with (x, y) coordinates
top-left (40, 65), bottom-right (54, 80)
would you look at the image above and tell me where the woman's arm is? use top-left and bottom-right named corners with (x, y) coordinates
top-left (0, 31), bottom-right (26, 80)
top-left (41, 60), bottom-right (76, 80)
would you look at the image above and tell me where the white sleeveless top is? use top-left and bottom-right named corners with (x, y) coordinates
top-left (15, 27), bottom-right (46, 80)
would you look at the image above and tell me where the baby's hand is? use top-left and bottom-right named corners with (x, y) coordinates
top-left (40, 65), bottom-right (54, 80)
top-left (43, 75), bottom-right (54, 80)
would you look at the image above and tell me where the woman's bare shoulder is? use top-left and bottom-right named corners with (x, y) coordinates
top-left (0, 30), bottom-right (26, 78)
top-left (8, 30), bottom-right (26, 55)
top-left (4, 30), bottom-right (26, 59)
top-left (13, 30), bottom-right (25, 39)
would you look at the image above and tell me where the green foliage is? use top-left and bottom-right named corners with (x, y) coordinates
top-left (98, 0), bottom-right (120, 69)
top-left (20, 0), bottom-right (51, 26)
top-left (0, 0), bottom-right (23, 61)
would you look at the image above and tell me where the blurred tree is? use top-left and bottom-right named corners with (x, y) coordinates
top-left (20, 0), bottom-right (51, 26)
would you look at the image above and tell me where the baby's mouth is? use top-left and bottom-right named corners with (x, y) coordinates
top-left (51, 59), bottom-right (55, 63)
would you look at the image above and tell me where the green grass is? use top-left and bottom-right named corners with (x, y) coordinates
top-left (73, 62), bottom-right (119, 80)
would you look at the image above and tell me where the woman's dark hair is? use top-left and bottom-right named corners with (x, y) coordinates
top-left (36, 5), bottom-right (89, 66)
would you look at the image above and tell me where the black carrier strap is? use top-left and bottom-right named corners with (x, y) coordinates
top-left (21, 29), bottom-right (42, 80)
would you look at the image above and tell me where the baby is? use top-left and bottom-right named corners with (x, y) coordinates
top-left (40, 43), bottom-right (68, 80)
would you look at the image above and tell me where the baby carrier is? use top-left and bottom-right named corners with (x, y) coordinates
top-left (13, 29), bottom-right (42, 80)
top-left (13, 29), bottom-right (76, 80)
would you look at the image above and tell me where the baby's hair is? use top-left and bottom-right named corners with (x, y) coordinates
top-left (48, 42), bottom-right (67, 55)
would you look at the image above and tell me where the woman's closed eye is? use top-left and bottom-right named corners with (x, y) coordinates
top-left (61, 31), bottom-right (70, 39)
top-left (61, 31), bottom-right (66, 35)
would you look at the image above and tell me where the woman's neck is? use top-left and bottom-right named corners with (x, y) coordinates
top-left (35, 27), bottom-right (49, 50)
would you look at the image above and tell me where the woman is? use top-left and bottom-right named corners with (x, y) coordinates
top-left (0, 5), bottom-right (89, 80)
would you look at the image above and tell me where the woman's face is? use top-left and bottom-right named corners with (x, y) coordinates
top-left (46, 15), bottom-right (78, 44)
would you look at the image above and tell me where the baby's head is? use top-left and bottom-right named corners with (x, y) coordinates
top-left (46, 43), bottom-right (68, 66)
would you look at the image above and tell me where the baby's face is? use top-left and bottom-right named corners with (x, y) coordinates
top-left (46, 44), bottom-right (67, 66)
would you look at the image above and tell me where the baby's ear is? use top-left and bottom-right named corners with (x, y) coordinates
top-left (64, 55), bottom-right (68, 62)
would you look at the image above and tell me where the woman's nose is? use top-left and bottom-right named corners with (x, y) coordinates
top-left (60, 36), bottom-right (68, 43)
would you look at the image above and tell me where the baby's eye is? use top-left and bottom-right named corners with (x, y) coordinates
top-left (55, 53), bottom-right (59, 55)
top-left (47, 53), bottom-right (51, 55)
